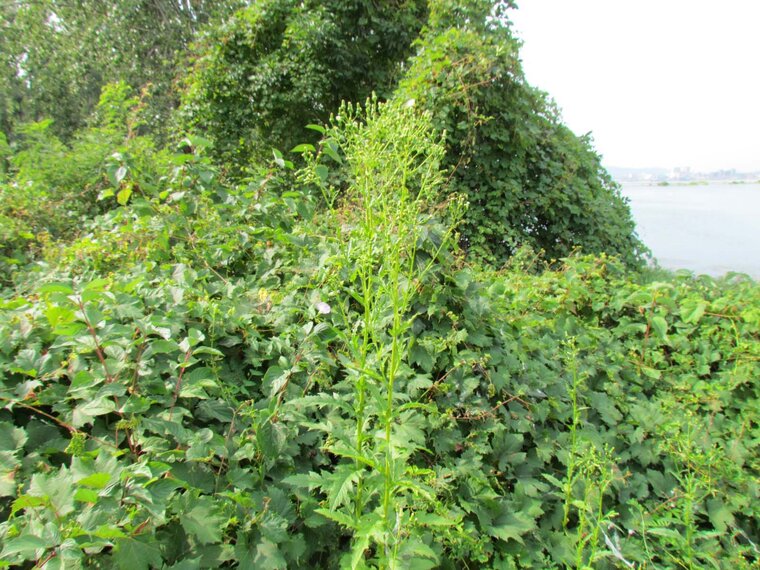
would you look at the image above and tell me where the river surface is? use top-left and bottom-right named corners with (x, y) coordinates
top-left (620, 182), bottom-right (760, 278)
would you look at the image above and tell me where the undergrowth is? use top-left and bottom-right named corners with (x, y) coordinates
top-left (0, 100), bottom-right (757, 569)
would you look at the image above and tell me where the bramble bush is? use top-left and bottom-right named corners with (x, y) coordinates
top-left (0, 82), bottom-right (165, 289)
top-left (0, 100), bottom-right (757, 569)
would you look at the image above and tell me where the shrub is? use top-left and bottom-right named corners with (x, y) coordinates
top-left (397, 2), bottom-right (644, 266)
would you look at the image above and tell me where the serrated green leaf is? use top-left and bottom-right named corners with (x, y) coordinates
top-left (38, 282), bottom-right (74, 294)
top-left (282, 472), bottom-right (320, 489)
top-left (180, 497), bottom-right (225, 544)
top-left (0, 534), bottom-right (49, 558)
top-left (77, 472), bottom-right (110, 489)
top-left (29, 470), bottom-right (75, 517)
top-left (326, 465), bottom-right (360, 511)
top-left (314, 508), bottom-right (356, 530)
top-left (112, 537), bottom-right (163, 570)
top-left (707, 498), bottom-right (735, 532)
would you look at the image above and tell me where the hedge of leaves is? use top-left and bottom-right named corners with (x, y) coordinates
top-left (0, 101), bottom-right (758, 569)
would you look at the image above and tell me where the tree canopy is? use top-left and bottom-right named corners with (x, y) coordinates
top-left (0, 0), bottom-right (644, 266)
top-left (0, 0), bottom-right (244, 141)
top-left (181, 0), bottom-right (429, 167)
top-left (182, 0), bottom-right (643, 265)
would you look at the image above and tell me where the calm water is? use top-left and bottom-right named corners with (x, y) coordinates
top-left (620, 182), bottom-right (760, 278)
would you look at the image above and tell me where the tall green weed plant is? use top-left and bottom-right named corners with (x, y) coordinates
top-left (289, 99), bottom-right (466, 568)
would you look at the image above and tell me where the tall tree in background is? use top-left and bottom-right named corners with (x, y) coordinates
top-left (0, 0), bottom-right (644, 267)
top-left (181, 0), bottom-right (429, 167)
top-left (0, 0), bottom-right (244, 141)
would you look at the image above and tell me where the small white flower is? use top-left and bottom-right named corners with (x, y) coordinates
top-left (404, 98), bottom-right (416, 108)
top-left (316, 302), bottom-right (331, 315)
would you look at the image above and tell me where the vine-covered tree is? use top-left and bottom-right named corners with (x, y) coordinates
top-left (397, 0), bottom-right (644, 265)
top-left (181, 0), bottom-right (429, 167)
top-left (183, 0), bottom-right (643, 266)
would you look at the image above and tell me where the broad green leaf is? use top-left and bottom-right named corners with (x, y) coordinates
top-left (117, 187), bottom-right (132, 205)
top-left (73, 397), bottom-right (117, 426)
top-left (314, 164), bottom-right (329, 183)
top-left (707, 498), bottom-right (736, 532)
top-left (192, 346), bottom-right (224, 357)
top-left (0, 534), bottom-right (49, 558)
top-left (29, 470), bottom-right (75, 517)
top-left (82, 278), bottom-right (110, 292)
top-left (92, 526), bottom-right (127, 540)
top-left (253, 538), bottom-right (288, 570)
top-left (112, 537), bottom-right (163, 570)
top-left (10, 494), bottom-right (48, 515)
top-left (305, 124), bottom-right (326, 134)
top-left (489, 511), bottom-right (536, 545)
top-left (651, 315), bottom-right (668, 340)
top-left (322, 139), bottom-right (342, 163)
top-left (180, 497), bottom-right (225, 544)
top-left (147, 339), bottom-right (180, 355)
top-left (681, 300), bottom-right (708, 324)
top-left (641, 366), bottom-right (661, 380)
top-left (74, 487), bottom-right (99, 503)
top-left (0, 422), bottom-right (27, 451)
top-left (76, 472), bottom-right (111, 489)
top-left (291, 143), bottom-right (315, 153)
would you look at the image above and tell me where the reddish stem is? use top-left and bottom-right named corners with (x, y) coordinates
top-left (168, 350), bottom-right (192, 420)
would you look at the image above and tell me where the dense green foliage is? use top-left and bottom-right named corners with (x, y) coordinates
top-left (181, 0), bottom-right (428, 168)
top-left (1, 100), bottom-right (758, 569)
top-left (0, 0), bottom-right (243, 141)
top-left (396, 0), bottom-right (642, 265)
top-left (0, 1), bottom-right (758, 568)
top-left (182, 0), bottom-right (643, 266)
top-left (0, 83), bottom-right (164, 287)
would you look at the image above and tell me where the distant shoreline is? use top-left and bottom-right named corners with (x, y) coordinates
top-left (618, 179), bottom-right (760, 187)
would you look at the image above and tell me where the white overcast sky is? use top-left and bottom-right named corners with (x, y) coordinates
top-left (509, 1), bottom-right (760, 172)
